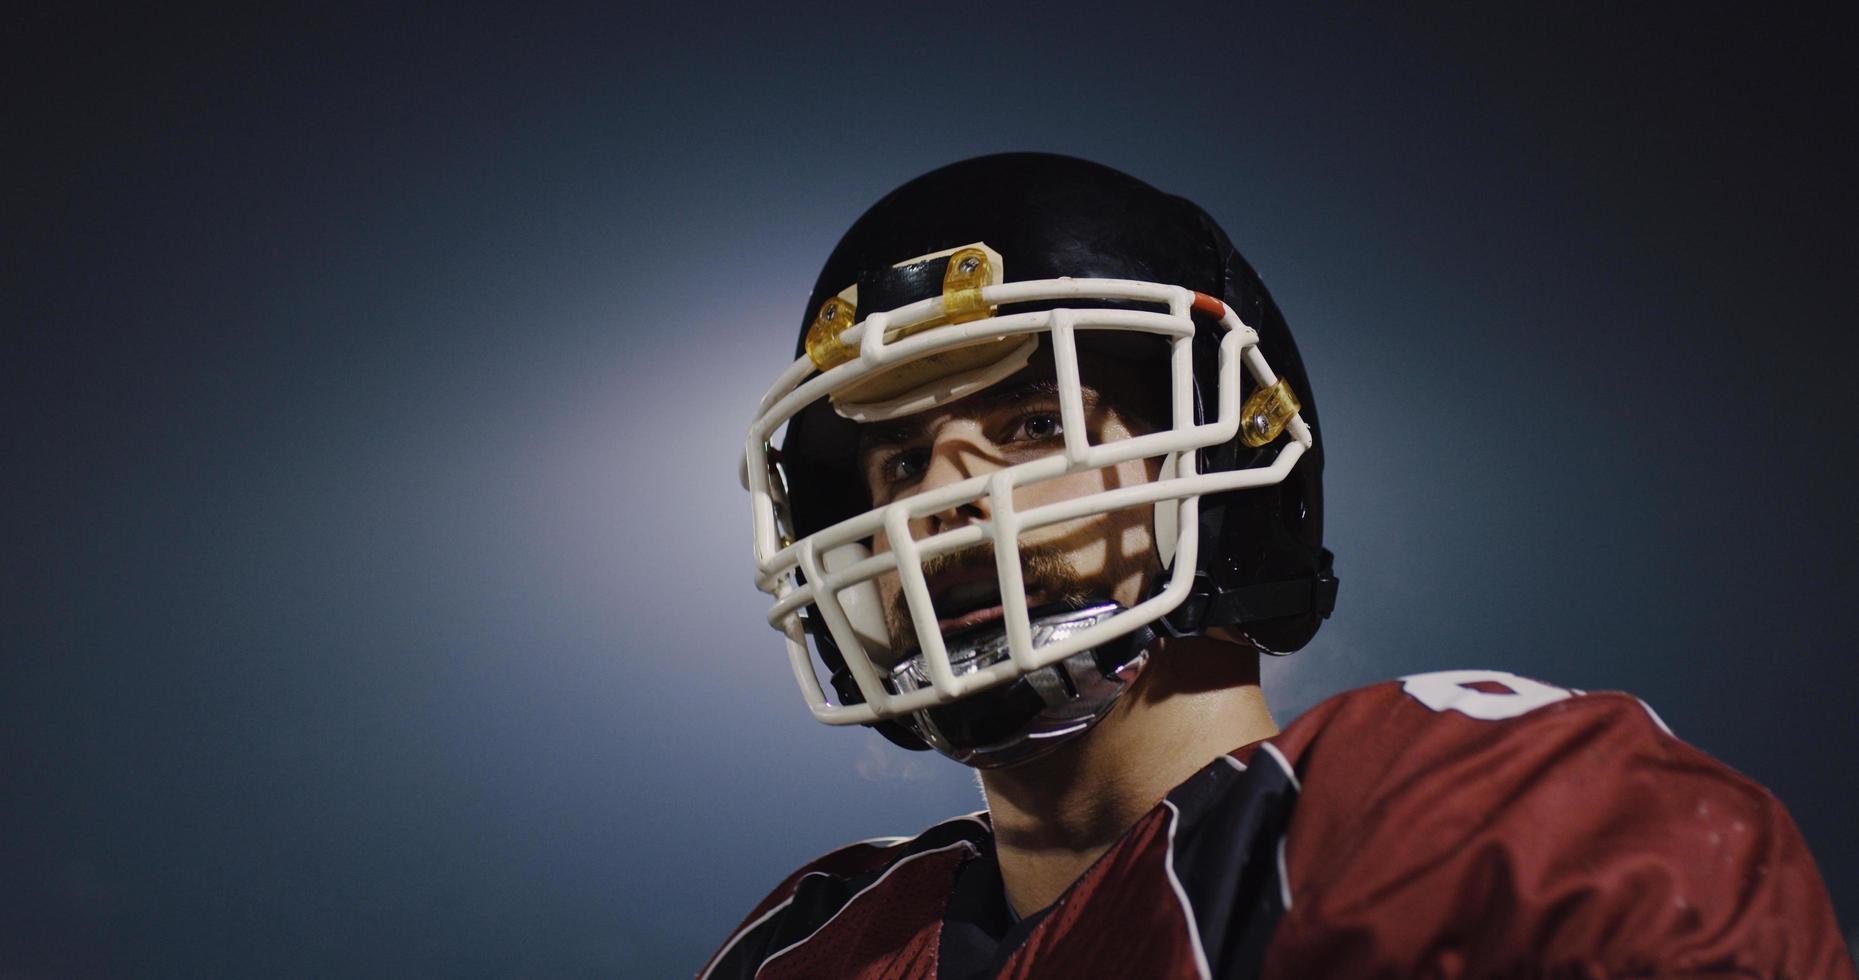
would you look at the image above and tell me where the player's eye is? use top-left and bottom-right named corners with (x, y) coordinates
top-left (880, 448), bottom-right (930, 486)
top-left (1006, 412), bottom-right (1063, 443)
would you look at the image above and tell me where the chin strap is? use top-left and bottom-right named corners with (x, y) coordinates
top-left (1160, 548), bottom-right (1339, 638)
top-left (827, 667), bottom-right (932, 752)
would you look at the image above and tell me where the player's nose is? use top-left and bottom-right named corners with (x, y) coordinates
top-left (916, 425), bottom-right (997, 537)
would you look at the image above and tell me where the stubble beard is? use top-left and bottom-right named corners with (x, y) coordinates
top-left (881, 540), bottom-right (1125, 660)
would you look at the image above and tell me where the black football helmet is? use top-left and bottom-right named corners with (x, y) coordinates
top-left (742, 153), bottom-right (1336, 766)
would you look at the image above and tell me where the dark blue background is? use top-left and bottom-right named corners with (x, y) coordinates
top-left (6, 5), bottom-right (1854, 976)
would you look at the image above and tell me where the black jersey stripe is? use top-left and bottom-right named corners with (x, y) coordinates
top-left (1160, 799), bottom-right (1215, 980)
top-left (757, 839), bottom-right (980, 973)
top-left (698, 886), bottom-right (807, 980)
top-left (1162, 744), bottom-right (1300, 979)
top-left (700, 813), bottom-right (989, 979)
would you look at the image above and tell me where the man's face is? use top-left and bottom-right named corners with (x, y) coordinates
top-left (855, 361), bottom-right (1163, 664)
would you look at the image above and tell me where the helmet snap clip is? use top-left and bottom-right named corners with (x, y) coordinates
top-left (941, 246), bottom-right (996, 324)
top-left (805, 295), bottom-right (859, 371)
top-left (1240, 378), bottom-right (1301, 448)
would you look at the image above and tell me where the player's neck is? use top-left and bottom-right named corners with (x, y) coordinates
top-left (977, 636), bottom-right (1276, 918)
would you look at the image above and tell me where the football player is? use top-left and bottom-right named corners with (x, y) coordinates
top-left (707, 153), bottom-right (1852, 978)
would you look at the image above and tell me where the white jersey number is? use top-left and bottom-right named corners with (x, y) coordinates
top-left (1400, 669), bottom-right (1574, 721)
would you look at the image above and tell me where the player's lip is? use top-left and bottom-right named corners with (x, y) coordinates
top-left (920, 558), bottom-right (1055, 643)
top-left (925, 561), bottom-right (994, 597)
top-left (934, 589), bottom-right (1054, 635)
top-left (923, 563), bottom-right (993, 617)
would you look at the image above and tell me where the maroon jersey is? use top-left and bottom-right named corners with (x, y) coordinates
top-left (701, 671), bottom-right (1853, 979)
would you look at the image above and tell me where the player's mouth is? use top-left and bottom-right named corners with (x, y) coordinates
top-left (930, 575), bottom-right (1052, 636)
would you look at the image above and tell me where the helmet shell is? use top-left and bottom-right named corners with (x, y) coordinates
top-left (781, 153), bottom-right (1332, 654)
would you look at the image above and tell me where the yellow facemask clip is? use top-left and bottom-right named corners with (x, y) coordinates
top-left (941, 247), bottom-right (995, 324)
top-left (1240, 379), bottom-right (1300, 448)
top-left (804, 295), bottom-right (858, 372)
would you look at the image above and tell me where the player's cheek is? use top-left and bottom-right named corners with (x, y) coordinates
top-left (1118, 521), bottom-right (1153, 560)
top-left (1010, 468), bottom-right (1107, 512)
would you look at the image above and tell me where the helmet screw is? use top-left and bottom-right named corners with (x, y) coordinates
top-left (1251, 413), bottom-right (1270, 435)
top-left (958, 255), bottom-right (980, 274)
